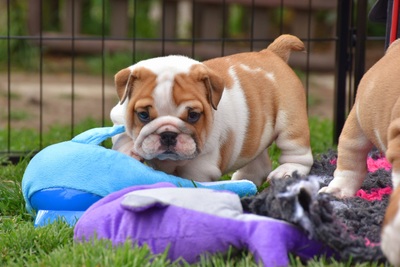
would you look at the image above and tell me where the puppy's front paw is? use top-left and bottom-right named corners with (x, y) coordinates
top-left (267, 163), bottom-right (310, 180)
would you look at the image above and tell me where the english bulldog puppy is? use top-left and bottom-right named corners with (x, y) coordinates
top-left (110, 34), bottom-right (313, 186)
top-left (317, 39), bottom-right (400, 266)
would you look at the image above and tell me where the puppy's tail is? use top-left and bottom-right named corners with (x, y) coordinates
top-left (264, 34), bottom-right (305, 62)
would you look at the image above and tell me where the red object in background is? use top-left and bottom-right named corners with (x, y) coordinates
top-left (390, 0), bottom-right (399, 43)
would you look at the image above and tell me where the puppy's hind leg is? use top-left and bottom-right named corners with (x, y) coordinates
top-left (320, 109), bottom-right (373, 198)
top-left (231, 149), bottom-right (272, 186)
top-left (267, 112), bottom-right (313, 180)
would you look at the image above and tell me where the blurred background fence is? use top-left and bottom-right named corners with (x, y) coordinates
top-left (0, 0), bottom-right (392, 162)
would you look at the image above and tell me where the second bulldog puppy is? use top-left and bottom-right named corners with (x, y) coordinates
top-left (110, 34), bottom-right (313, 186)
top-left (320, 39), bottom-right (400, 197)
top-left (319, 39), bottom-right (400, 266)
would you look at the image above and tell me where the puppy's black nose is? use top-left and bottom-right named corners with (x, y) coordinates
top-left (160, 131), bottom-right (178, 146)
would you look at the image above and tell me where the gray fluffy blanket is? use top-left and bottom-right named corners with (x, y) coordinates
top-left (241, 150), bottom-right (391, 263)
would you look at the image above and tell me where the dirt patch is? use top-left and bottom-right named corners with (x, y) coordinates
top-left (307, 73), bottom-right (334, 120)
top-left (0, 71), bottom-right (336, 131)
top-left (0, 73), bottom-right (119, 130)
top-left (0, 71), bottom-right (337, 132)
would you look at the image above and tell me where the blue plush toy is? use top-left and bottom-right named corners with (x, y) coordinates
top-left (21, 126), bottom-right (257, 227)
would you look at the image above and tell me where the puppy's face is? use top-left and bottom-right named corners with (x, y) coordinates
top-left (115, 56), bottom-right (224, 161)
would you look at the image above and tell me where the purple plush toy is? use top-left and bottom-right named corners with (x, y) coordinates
top-left (74, 182), bottom-right (332, 266)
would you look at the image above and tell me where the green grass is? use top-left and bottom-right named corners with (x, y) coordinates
top-left (0, 116), bottom-right (382, 266)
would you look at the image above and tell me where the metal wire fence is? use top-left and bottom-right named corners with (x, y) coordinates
top-left (0, 0), bottom-right (388, 162)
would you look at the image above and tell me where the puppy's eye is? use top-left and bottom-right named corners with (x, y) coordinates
top-left (137, 111), bottom-right (150, 123)
top-left (187, 111), bottom-right (201, 123)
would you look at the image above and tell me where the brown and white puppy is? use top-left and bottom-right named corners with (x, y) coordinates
top-left (110, 34), bottom-right (313, 186)
top-left (318, 39), bottom-right (400, 265)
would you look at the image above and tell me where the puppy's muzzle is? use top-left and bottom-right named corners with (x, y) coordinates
top-left (160, 131), bottom-right (178, 147)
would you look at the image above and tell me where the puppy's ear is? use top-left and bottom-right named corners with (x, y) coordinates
top-left (192, 64), bottom-right (225, 110)
top-left (115, 68), bottom-right (135, 104)
top-left (204, 70), bottom-right (225, 110)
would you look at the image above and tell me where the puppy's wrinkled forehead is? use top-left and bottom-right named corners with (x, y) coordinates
top-left (131, 55), bottom-right (199, 77)
top-left (132, 56), bottom-right (200, 114)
